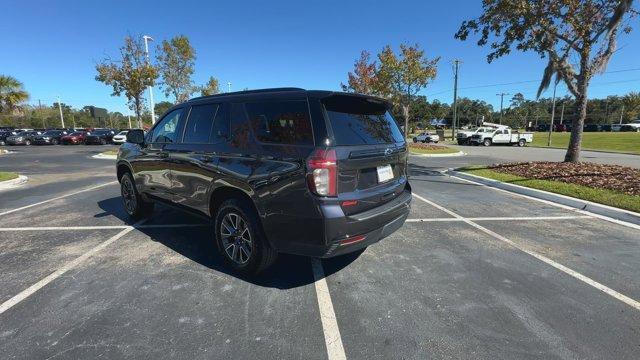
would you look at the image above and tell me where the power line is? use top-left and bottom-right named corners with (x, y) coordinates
top-left (425, 67), bottom-right (640, 97)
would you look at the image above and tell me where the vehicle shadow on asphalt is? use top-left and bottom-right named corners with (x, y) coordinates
top-left (408, 163), bottom-right (482, 186)
top-left (97, 197), bottom-right (359, 290)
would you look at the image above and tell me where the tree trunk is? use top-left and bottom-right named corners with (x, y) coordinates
top-left (565, 62), bottom-right (590, 162)
top-left (402, 104), bottom-right (410, 140)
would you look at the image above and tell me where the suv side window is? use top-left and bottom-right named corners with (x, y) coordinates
top-left (245, 100), bottom-right (313, 145)
top-left (210, 104), bottom-right (229, 143)
top-left (183, 104), bottom-right (218, 143)
top-left (151, 108), bottom-right (182, 143)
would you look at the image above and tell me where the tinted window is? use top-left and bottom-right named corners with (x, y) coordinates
top-left (210, 104), bottom-right (229, 143)
top-left (43, 130), bottom-right (62, 136)
top-left (323, 96), bottom-right (404, 145)
top-left (183, 104), bottom-right (218, 143)
top-left (151, 109), bottom-right (182, 143)
top-left (230, 103), bottom-right (251, 148)
top-left (245, 101), bottom-right (313, 145)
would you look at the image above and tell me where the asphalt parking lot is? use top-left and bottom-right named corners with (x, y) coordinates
top-left (1, 146), bottom-right (639, 359)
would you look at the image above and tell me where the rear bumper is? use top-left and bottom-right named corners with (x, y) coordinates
top-left (277, 188), bottom-right (412, 258)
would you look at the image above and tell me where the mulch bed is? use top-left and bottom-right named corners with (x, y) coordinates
top-left (488, 162), bottom-right (640, 196)
top-left (408, 143), bottom-right (449, 150)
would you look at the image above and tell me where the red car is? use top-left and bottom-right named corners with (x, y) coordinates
top-left (60, 131), bottom-right (88, 145)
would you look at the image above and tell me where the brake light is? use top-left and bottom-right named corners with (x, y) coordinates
top-left (307, 149), bottom-right (337, 197)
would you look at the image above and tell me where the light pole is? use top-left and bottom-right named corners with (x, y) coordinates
top-left (547, 81), bottom-right (557, 146)
top-left (143, 35), bottom-right (156, 124)
top-left (57, 95), bottom-right (65, 128)
top-left (451, 59), bottom-right (461, 140)
top-left (227, 82), bottom-right (232, 93)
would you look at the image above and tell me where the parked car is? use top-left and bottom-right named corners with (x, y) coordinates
top-left (84, 129), bottom-right (117, 145)
top-left (0, 130), bottom-right (18, 146)
top-left (112, 130), bottom-right (129, 144)
top-left (621, 124), bottom-right (640, 132)
top-left (584, 124), bottom-right (601, 132)
top-left (61, 131), bottom-right (88, 145)
top-left (33, 130), bottom-right (69, 145)
top-left (5, 130), bottom-right (43, 145)
top-left (413, 131), bottom-right (440, 143)
top-left (117, 88), bottom-right (411, 275)
top-left (469, 126), bottom-right (533, 147)
top-left (536, 124), bottom-right (550, 132)
top-left (553, 123), bottom-right (568, 132)
top-left (621, 119), bottom-right (640, 132)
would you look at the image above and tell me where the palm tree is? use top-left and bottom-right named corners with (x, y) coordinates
top-left (0, 75), bottom-right (29, 113)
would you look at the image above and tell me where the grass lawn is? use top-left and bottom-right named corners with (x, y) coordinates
top-left (0, 172), bottom-right (19, 182)
top-left (530, 131), bottom-right (640, 154)
top-left (461, 166), bottom-right (640, 213)
top-left (408, 145), bottom-right (460, 155)
top-left (101, 149), bottom-right (119, 156)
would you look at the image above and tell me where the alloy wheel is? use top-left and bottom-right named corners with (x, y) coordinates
top-left (220, 212), bottom-right (252, 264)
top-left (121, 176), bottom-right (137, 214)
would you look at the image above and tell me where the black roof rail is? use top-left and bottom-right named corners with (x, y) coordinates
top-left (188, 87), bottom-right (305, 102)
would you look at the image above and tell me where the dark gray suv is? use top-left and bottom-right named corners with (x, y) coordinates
top-left (117, 88), bottom-right (411, 274)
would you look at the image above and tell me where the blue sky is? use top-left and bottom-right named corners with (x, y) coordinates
top-left (3, 0), bottom-right (640, 114)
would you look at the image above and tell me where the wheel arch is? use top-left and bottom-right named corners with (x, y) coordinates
top-left (116, 161), bottom-right (133, 182)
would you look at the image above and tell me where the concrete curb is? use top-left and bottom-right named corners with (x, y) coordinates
top-left (528, 145), bottom-right (640, 157)
top-left (447, 169), bottom-right (640, 226)
top-left (92, 153), bottom-right (117, 160)
top-left (0, 175), bottom-right (28, 191)
top-left (410, 151), bottom-right (466, 158)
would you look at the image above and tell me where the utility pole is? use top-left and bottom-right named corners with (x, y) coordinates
top-left (38, 99), bottom-right (45, 128)
top-left (497, 92), bottom-right (509, 124)
top-left (128, 114), bottom-right (132, 129)
top-left (619, 104), bottom-right (625, 124)
top-left (547, 81), bottom-right (557, 146)
top-left (57, 96), bottom-right (65, 128)
top-left (142, 35), bottom-right (156, 124)
top-left (451, 59), bottom-right (461, 140)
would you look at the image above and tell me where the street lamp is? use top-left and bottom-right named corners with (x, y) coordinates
top-left (142, 35), bottom-right (156, 124)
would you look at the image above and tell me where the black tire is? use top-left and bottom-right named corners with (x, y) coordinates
top-left (457, 140), bottom-right (465, 145)
top-left (518, 139), bottom-right (526, 147)
top-left (25, 139), bottom-right (31, 146)
top-left (51, 138), bottom-right (59, 145)
top-left (412, 138), bottom-right (418, 143)
top-left (120, 172), bottom-right (154, 220)
top-left (100, 138), bottom-right (107, 145)
top-left (214, 198), bottom-right (277, 275)
top-left (483, 138), bottom-right (492, 147)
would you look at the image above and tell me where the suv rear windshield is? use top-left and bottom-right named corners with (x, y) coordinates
top-left (323, 96), bottom-right (404, 145)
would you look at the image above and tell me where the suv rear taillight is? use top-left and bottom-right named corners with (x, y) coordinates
top-left (307, 149), bottom-right (337, 197)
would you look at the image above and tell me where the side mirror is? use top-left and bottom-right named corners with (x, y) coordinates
top-left (126, 129), bottom-right (145, 145)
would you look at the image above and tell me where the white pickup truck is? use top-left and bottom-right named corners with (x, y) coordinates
top-left (413, 132), bottom-right (440, 143)
top-left (468, 126), bottom-right (533, 147)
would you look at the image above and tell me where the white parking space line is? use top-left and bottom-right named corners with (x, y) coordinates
top-left (0, 224), bottom-right (208, 232)
top-left (0, 181), bottom-right (118, 217)
top-left (0, 220), bottom-right (144, 316)
top-left (449, 174), bottom-right (640, 231)
top-left (412, 193), bottom-right (640, 312)
top-left (311, 259), bottom-right (347, 360)
top-left (406, 215), bottom-right (591, 223)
